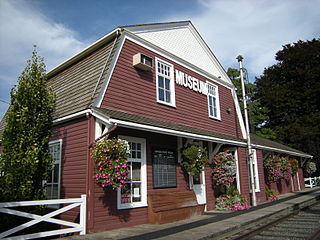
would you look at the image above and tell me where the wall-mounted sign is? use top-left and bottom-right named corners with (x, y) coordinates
top-left (175, 70), bottom-right (208, 95)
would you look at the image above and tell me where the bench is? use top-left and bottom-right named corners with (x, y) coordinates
top-left (148, 190), bottom-right (205, 224)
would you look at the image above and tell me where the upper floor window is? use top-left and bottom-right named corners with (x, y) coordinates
top-left (156, 58), bottom-right (176, 107)
top-left (207, 82), bottom-right (220, 120)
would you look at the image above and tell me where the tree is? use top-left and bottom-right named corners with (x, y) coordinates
top-left (255, 39), bottom-right (320, 165)
top-left (0, 48), bottom-right (55, 201)
top-left (227, 68), bottom-right (276, 140)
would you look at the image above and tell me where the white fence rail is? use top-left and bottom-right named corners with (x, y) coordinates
top-left (304, 177), bottom-right (320, 188)
top-left (0, 194), bottom-right (86, 240)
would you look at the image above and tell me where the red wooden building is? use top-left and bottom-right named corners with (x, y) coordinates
top-left (0, 21), bottom-right (312, 233)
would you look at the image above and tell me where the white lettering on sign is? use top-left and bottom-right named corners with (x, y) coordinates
top-left (175, 70), bottom-right (208, 95)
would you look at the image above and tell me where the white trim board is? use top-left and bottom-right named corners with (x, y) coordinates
top-left (252, 144), bottom-right (312, 159)
top-left (110, 118), bottom-right (247, 147)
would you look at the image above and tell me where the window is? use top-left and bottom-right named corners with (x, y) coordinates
top-left (153, 149), bottom-right (176, 188)
top-left (251, 149), bottom-right (260, 192)
top-left (207, 82), bottom-right (220, 119)
top-left (118, 136), bottom-right (147, 209)
top-left (156, 58), bottom-right (175, 107)
top-left (46, 140), bottom-right (62, 199)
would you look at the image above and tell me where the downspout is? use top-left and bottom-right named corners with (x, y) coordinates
top-left (90, 29), bottom-right (121, 100)
top-left (237, 55), bottom-right (257, 207)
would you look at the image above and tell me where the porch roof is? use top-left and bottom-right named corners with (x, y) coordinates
top-left (92, 107), bottom-right (313, 159)
top-left (92, 107), bottom-right (247, 146)
top-left (251, 134), bottom-right (313, 158)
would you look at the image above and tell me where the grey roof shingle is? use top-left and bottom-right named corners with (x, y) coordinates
top-left (48, 36), bottom-right (120, 118)
top-left (250, 133), bottom-right (311, 157)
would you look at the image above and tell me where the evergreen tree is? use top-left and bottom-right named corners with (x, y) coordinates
top-left (227, 68), bottom-right (276, 139)
top-left (0, 48), bottom-right (55, 201)
top-left (255, 39), bottom-right (320, 165)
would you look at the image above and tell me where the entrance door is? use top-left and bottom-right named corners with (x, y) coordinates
top-left (192, 171), bottom-right (206, 205)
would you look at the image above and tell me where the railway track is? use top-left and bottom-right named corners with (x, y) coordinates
top-left (228, 201), bottom-right (320, 240)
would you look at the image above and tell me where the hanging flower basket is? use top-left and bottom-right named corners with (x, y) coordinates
top-left (304, 161), bottom-right (317, 176)
top-left (181, 145), bottom-right (208, 176)
top-left (91, 138), bottom-right (130, 189)
top-left (211, 151), bottom-right (237, 188)
top-left (264, 156), bottom-right (292, 183)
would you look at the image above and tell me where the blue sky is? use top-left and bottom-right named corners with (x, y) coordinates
top-left (0, 0), bottom-right (319, 119)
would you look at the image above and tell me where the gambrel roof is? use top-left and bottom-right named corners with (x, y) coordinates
top-left (0, 21), bottom-right (313, 159)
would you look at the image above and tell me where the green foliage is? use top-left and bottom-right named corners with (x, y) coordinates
top-left (255, 39), bottom-right (320, 170)
top-left (181, 145), bottom-right (208, 176)
top-left (215, 185), bottom-right (250, 211)
top-left (227, 68), bottom-right (276, 140)
top-left (265, 186), bottom-right (278, 201)
top-left (0, 48), bottom-right (55, 201)
top-left (304, 161), bottom-right (317, 177)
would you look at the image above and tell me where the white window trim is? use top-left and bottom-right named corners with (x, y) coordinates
top-left (47, 139), bottom-right (62, 200)
top-left (155, 57), bottom-right (176, 107)
top-left (251, 149), bottom-right (260, 192)
top-left (234, 149), bottom-right (241, 193)
top-left (117, 136), bottom-right (147, 209)
top-left (207, 82), bottom-right (221, 120)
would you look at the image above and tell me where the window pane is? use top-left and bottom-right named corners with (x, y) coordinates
top-left (158, 76), bottom-right (164, 88)
top-left (131, 150), bottom-right (136, 159)
top-left (52, 184), bottom-right (58, 199)
top-left (121, 183), bottom-right (132, 204)
top-left (53, 164), bottom-right (59, 182)
top-left (208, 96), bottom-right (213, 106)
top-left (137, 143), bottom-right (141, 151)
top-left (137, 151), bottom-right (141, 159)
top-left (165, 78), bottom-right (170, 90)
top-left (131, 142), bottom-right (136, 151)
top-left (159, 88), bottom-right (164, 101)
top-left (165, 91), bottom-right (171, 103)
top-left (132, 162), bottom-right (141, 181)
top-left (132, 183), bottom-right (141, 202)
top-left (209, 106), bottom-right (213, 117)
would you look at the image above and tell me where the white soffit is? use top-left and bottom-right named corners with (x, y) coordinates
top-left (124, 22), bottom-right (232, 85)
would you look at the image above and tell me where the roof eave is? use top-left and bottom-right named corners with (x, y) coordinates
top-left (252, 143), bottom-right (313, 159)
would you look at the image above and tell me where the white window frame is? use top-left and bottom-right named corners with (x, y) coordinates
top-left (117, 136), bottom-right (147, 209)
top-left (47, 139), bottom-right (62, 200)
top-left (234, 149), bottom-right (241, 193)
top-left (155, 57), bottom-right (176, 107)
top-left (207, 82), bottom-right (221, 120)
top-left (251, 149), bottom-right (260, 192)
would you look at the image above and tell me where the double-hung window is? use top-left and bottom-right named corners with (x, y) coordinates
top-left (118, 136), bottom-right (147, 209)
top-left (207, 82), bottom-right (220, 120)
top-left (156, 58), bottom-right (175, 107)
top-left (46, 140), bottom-right (62, 199)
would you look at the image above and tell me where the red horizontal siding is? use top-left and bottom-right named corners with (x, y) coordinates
top-left (51, 117), bottom-right (89, 226)
top-left (101, 39), bottom-right (243, 139)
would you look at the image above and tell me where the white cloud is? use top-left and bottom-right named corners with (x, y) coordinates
top-left (0, 0), bottom-right (86, 118)
top-left (168, 0), bottom-right (320, 79)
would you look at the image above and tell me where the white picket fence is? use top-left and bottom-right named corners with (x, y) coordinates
top-left (304, 176), bottom-right (320, 188)
top-left (0, 194), bottom-right (86, 240)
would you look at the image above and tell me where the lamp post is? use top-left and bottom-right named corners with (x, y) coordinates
top-left (236, 55), bottom-right (257, 207)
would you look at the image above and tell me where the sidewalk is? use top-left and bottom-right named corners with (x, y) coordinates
top-left (64, 187), bottom-right (320, 240)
